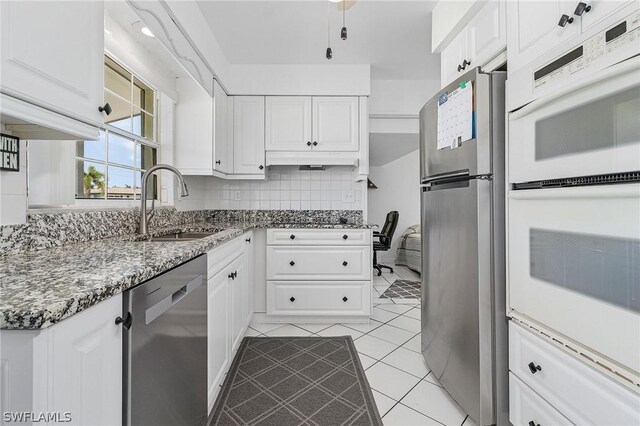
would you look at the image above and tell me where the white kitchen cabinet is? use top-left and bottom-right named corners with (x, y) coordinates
top-left (312, 97), bottom-right (359, 152)
top-left (265, 96), bottom-right (312, 151)
top-left (509, 322), bottom-right (640, 425)
top-left (213, 80), bottom-right (231, 174)
top-left (509, 373), bottom-right (573, 426)
top-left (207, 265), bottom-right (230, 413)
top-left (506, 0), bottom-right (580, 74)
top-left (580, 0), bottom-right (633, 32)
top-left (243, 232), bottom-right (255, 325)
top-left (0, 0), bottom-right (104, 126)
top-left (467, 0), bottom-right (506, 70)
top-left (265, 229), bottom-right (372, 319)
top-left (0, 295), bottom-right (122, 426)
top-left (441, 27), bottom-right (469, 87)
top-left (229, 254), bottom-right (246, 352)
top-left (232, 97), bottom-right (266, 175)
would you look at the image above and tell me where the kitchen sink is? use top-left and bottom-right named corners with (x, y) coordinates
top-left (148, 231), bottom-right (216, 242)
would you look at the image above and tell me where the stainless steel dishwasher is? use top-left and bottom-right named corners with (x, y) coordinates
top-left (120, 255), bottom-right (207, 426)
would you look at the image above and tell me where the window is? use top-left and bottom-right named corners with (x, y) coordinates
top-left (76, 56), bottom-right (158, 200)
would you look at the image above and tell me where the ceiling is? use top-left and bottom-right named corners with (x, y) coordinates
top-left (196, 0), bottom-right (440, 80)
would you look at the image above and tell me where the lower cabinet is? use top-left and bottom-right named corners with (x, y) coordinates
top-left (265, 228), bottom-right (372, 320)
top-left (508, 321), bottom-right (640, 426)
top-left (0, 294), bottom-right (122, 426)
top-left (206, 232), bottom-right (254, 414)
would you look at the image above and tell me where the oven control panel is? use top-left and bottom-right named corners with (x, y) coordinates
top-left (534, 10), bottom-right (640, 91)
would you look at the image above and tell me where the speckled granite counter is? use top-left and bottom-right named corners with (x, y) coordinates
top-left (0, 219), bottom-right (374, 330)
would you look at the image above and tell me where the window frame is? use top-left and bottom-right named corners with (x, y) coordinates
top-left (75, 54), bottom-right (160, 202)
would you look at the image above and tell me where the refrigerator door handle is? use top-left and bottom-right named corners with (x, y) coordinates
top-left (421, 173), bottom-right (492, 188)
top-left (421, 169), bottom-right (470, 184)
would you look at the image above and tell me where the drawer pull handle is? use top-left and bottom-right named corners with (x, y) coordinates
top-left (342, 234), bottom-right (348, 240)
top-left (528, 362), bottom-right (542, 374)
top-left (342, 297), bottom-right (348, 302)
top-left (290, 297), bottom-right (295, 302)
top-left (290, 234), bottom-right (296, 239)
top-left (342, 261), bottom-right (348, 266)
top-left (528, 422), bottom-right (540, 426)
top-left (558, 14), bottom-right (574, 27)
top-left (290, 261), bottom-right (295, 266)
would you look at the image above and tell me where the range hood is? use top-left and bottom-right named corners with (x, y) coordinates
top-left (265, 151), bottom-right (359, 167)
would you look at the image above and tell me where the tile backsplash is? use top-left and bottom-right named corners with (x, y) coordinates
top-left (179, 166), bottom-right (365, 211)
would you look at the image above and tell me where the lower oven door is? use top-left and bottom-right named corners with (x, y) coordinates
top-left (507, 184), bottom-right (640, 379)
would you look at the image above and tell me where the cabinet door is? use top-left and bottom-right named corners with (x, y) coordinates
top-left (265, 96), bottom-right (312, 151)
top-left (0, 1), bottom-right (104, 126)
top-left (467, 0), bottom-right (506, 68)
top-left (506, 0), bottom-right (580, 74)
top-left (229, 256), bottom-right (245, 352)
top-left (213, 80), bottom-right (230, 173)
top-left (233, 96), bottom-right (266, 175)
top-left (244, 233), bottom-right (255, 325)
top-left (47, 295), bottom-right (122, 425)
top-left (312, 97), bottom-right (359, 152)
top-left (580, 0), bottom-right (633, 32)
top-left (440, 27), bottom-right (468, 87)
top-left (208, 269), bottom-right (230, 413)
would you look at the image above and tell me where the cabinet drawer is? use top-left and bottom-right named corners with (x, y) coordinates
top-left (509, 373), bottom-right (573, 426)
top-left (267, 281), bottom-right (370, 316)
top-left (267, 229), bottom-right (371, 246)
top-left (266, 246), bottom-right (370, 280)
top-left (509, 322), bottom-right (640, 425)
top-left (207, 236), bottom-right (244, 279)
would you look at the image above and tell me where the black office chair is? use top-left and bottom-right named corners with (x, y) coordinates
top-left (373, 211), bottom-right (399, 276)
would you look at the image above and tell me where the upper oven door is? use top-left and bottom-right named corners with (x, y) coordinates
top-left (508, 57), bottom-right (640, 184)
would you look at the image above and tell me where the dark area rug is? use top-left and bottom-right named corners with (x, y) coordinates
top-left (208, 336), bottom-right (382, 426)
top-left (379, 279), bottom-right (421, 300)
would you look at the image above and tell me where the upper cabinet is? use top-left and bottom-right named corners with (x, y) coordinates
top-left (266, 96), bottom-right (359, 152)
top-left (232, 96), bottom-right (266, 176)
top-left (312, 97), bottom-right (359, 152)
top-left (0, 1), bottom-right (104, 126)
top-left (506, 0), bottom-right (634, 75)
top-left (265, 97), bottom-right (313, 151)
top-left (507, 0), bottom-right (580, 73)
top-left (440, 0), bottom-right (506, 87)
top-left (213, 80), bottom-right (230, 174)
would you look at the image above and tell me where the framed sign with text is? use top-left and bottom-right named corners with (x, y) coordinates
top-left (0, 133), bottom-right (20, 172)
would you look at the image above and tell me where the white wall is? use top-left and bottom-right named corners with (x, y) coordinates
top-left (368, 150), bottom-right (421, 263)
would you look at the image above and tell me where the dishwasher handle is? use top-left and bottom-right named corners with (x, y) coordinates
top-left (145, 275), bottom-right (204, 325)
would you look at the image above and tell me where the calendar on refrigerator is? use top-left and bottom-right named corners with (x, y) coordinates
top-left (436, 81), bottom-right (474, 150)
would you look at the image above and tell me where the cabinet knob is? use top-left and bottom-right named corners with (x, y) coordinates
top-left (215, 160), bottom-right (221, 165)
top-left (312, 141), bottom-right (318, 146)
top-left (558, 14), bottom-right (574, 27)
top-left (228, 272), bottom-right (234, 279)
top-left (290, 234), bottom-right (296, 239)
top-left (528, 362), bottom-right (542, 374)
top-left (259, 165), bottom-right (264, 170)
top-left (342, 234), bottom-right (348, 240)
top-left (307, 141), bottom-right (312, 146)
top-left (528, 422), bottom-right (540, 426)
top-left (115, 312), bottom-right (132, 329)
top-left (246, 238), bottom-right (251, 243)
top-left (290, 297), bottom-right (295, 302)
top-left (342, 261), bottom-right (348, 266)
top-left (290, 260), bottom-right (295, 266)
top-left (342, 296), bottom-right (348, 302)
top-left (98, 103), bottom-right (112, 116)
top-left (574, 2), bottom-right (591, 15)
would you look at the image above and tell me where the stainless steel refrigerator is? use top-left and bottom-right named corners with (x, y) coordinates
top-left (419, 68), bottom-right (508, 426)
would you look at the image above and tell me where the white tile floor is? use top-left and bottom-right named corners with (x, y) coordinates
top-left (244, 266), bottom-right (475, 426)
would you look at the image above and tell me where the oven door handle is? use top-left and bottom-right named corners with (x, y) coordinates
top-left (510, 56), bottom-right (640, 120)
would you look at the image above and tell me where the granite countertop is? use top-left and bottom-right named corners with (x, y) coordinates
top-left (0, 221), bottom-right (374, 330)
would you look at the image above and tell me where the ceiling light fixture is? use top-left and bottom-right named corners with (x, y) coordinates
top-left (326, 1), bottom-right (332, 60)
top-left (341, 0), bottom-right (347, 40)
top-left (140, 26), bottom-right (154, 38)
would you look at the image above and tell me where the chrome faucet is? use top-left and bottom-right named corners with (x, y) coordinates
top-left (138, 164), bottom-right (189, 235)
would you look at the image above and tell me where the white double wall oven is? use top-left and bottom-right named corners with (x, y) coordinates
top-left (507, 48), bottom-right (640, 383)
